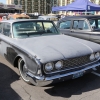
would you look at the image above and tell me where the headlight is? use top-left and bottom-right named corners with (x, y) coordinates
top-left (95, 52), bottom-right (100, 59)
top-left (45, 63), bottom-right (53, 72)
top-left (90, 54), bottom-right (95, 61)
top-left (55, 61), bottom-right (63, 69)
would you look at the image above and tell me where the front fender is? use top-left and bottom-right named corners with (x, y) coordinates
top-left (14, 54), bottom-right (42, 75)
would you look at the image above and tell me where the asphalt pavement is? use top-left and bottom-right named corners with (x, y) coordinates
top-left (1, 55), bottom-right (100, 100)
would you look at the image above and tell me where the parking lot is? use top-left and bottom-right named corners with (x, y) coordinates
top-left (1, 55), bottom-right (100, 100)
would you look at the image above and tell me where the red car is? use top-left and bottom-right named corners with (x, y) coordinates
top-left (0, 14), bottom-right (7, 21)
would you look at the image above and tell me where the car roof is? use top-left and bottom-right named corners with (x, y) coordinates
top-left (39, 15), bottom-right (57, 18)
top-left (9, 14), bottom-right (30, 18)
top-left (62, 15), bottom-right (100, 20)
top-left (1, 19), bottom-right (53, 24)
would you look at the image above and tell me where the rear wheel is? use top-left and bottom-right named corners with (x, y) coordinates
top-left (18, 58), bottom-right (31, 84)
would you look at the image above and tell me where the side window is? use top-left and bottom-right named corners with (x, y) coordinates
top-left (83, 21), bottom-right (89, 29)
top-left (98, 20), bottom-right (100, 28)
top-left (89, 19), bottom-right (96, 27)
top-left (89, 19), bottom-right (100, 29)
top-left (3, 23), bottom-right (11, 37)
top-left (38, 17), bottom-right (44, 20)
top-left (0, 23), bottom-right (3, 33)
top-left (73, 21), bottom-right (78, 29)
top-left (73, 20), bottom-right (89, 30)
top-left (59, 20), bottom-right (71, 29)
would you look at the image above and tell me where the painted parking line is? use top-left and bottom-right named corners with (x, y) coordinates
top-left (92, 71), bottom-right (100, 77)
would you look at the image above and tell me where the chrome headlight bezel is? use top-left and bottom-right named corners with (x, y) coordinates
top-left (55, 61), bottom-right (63, 69)
top-left (90, 53), bottom-right (95, 61)
top-left (95, 52), bottom-right (100, 59)
top-left (44, 62), bottom-right (54, 72)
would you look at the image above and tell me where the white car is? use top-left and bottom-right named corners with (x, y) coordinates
top-left (38, 15), bottom-right (58, 25)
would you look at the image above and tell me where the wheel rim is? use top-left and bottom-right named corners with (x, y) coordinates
top-left (19, 59), bottom-right (29, 82)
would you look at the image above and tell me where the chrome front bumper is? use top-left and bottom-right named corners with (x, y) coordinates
top-left (27, 61), bottom-right (100, 86)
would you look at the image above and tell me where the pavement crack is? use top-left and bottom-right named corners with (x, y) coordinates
top-left (22, 86), bottom-right (31, 100)
top-left (16, 82), bottom-right (31, 100)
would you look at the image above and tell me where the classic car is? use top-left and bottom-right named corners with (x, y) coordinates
top-left (38, 15), bottom-right (58, 25)
top-left (1, 19), bottom-right (100, 86)
top-left (0, 14), bottom-right (8, 21)
top-left (57, 15), bottom-right (100, 44)
top-left (8, 13), bottom-right (30, 20)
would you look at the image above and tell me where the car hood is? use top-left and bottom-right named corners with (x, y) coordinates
top-left (4, 35), bottom-right (100, 63)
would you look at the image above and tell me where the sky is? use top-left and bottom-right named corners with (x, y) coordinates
top-left (0, 0), bottom-right (6, 4)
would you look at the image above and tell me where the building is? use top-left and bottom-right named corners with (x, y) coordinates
top-left (6, 0), bottom-right (58, 14)
top-left (91, 0), bottom-right (100, 4)
top-left (0, 4), bottom-right (22, 13)
top-left (6, 0), bottom-right (100, 14)
top-left (6, 0), bottom-right (21, 5)
top-left (21, 0), bottom-right (47, 14)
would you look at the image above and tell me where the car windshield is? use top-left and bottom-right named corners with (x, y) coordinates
top-left (89, 18), bottom-right (100, 30)
top-left (13, 21), bottom-right (59, 38)
top-left (38, 17), bottom-right (58, 21)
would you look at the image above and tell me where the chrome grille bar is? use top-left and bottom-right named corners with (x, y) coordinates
top-left (63, 55), bottom-right (92, 69)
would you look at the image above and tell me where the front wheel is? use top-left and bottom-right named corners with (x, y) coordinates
top-left (18, 58), bottom-right (31, 84)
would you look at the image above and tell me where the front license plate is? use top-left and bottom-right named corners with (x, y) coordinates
top-left (72, 72), bottom-right (84, 79)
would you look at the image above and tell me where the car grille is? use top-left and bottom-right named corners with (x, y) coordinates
top-left (63, 55), bottom-right (94, 69)
top-left (43, 55), bottom-right (98, 74)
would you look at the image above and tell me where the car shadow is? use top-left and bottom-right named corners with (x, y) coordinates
top-left (44, 73), bottom-right (100, 98)
top-left (0, 62), bottom-right (22, 100)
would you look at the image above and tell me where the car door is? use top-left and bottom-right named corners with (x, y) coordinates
top-left (89, 18), bottom-right (100, 44)
top-left (58, 20), bottom-right (72, 35)
top-left (69, 20), bottom-right (91, 41)
top-left (0, 22), bottom-right (3, 56)
top-left (0, 22), bottom-right (13, 62)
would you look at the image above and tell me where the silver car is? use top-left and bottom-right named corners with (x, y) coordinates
top-left (0, 19), bottom-right (100, 86)
top-left (57, 15), bottom-right (100, 44)
top-left (38, 15), bottom-right (58, 25)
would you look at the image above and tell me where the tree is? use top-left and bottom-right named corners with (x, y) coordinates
top-left (0, 3), bottom-right (3, 4)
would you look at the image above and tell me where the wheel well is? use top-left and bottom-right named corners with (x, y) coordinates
top-left (14, 56), bottom-right (21, 68)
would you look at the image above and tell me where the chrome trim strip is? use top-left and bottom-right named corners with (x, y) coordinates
top-left (27, 72), bottom-right (45, 80)
top-left (44, 59), bottom-right (99, 74)
top-left (27, 62), bottom-right (100, 81)
top-left (45, 62), bottom-right (100, 81)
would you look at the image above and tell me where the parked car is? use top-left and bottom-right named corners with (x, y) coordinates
top-left (75, 12), bottom-right (94, 15)
top-left (26, 13), bottom-right (39, 19)
top-left (1, 19), bottom-right (100, 86)
top-left (57, 15), bottom-right (100, 44)
top-left (38, 15), bottom-right (58, 25)
top-left (0, 14), bottom-right (8, 21)
top-left (8, 13), bottom-right (30, 20)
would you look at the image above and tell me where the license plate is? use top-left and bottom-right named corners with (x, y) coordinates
top-left (72, 72), bottom-right (84, 79)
